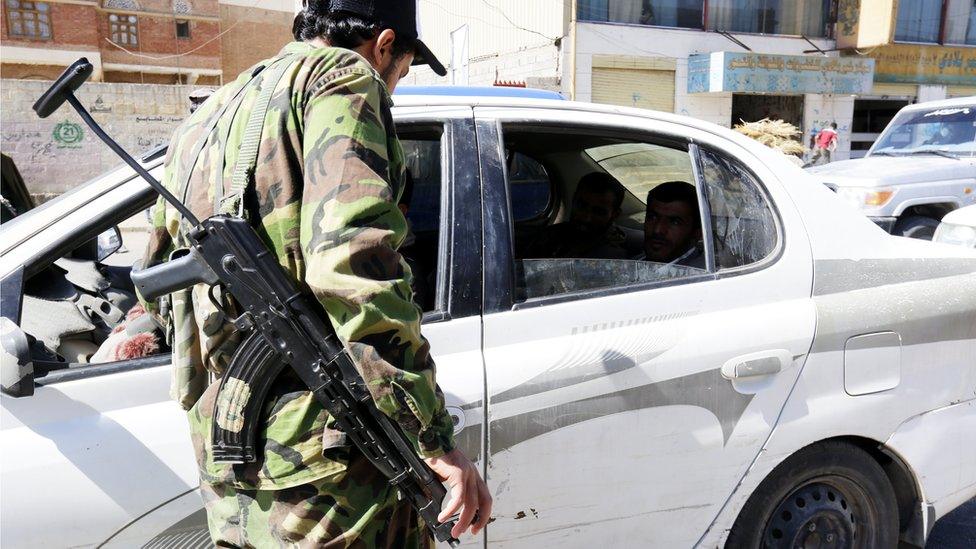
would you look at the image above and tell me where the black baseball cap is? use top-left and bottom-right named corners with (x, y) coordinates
top-left (324, 0), bottom-right (446, 76)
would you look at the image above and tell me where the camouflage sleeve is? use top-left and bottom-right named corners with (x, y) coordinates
top-left (300, 65), bottom-right (455, 459)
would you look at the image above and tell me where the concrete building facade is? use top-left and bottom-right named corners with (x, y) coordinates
top-left (1, 0), bottom-right (224, 84)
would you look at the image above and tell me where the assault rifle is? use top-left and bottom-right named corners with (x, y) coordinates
top-left (35, 58), bottom-right (460, 546)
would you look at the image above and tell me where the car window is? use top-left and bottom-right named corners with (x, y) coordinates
top-left (585, 142), bottom-right (695, 224)
top-left (19, 206), bottom-right (169, 371)
top-left (401, 138), bottom-right (441, 233)
top-left (508, 152), bottom-right (552, 221)
top-left (872, 105), bottom-right (976, 157)
top-left (504, 127), bottom-right (708, 303)
top-left (398, 132), bottom-right (445, 314)
top-left (697, 148), bottom-right (778, 269)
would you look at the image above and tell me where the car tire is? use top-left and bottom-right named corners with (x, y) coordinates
top-left (725, 441), bottom-right (899, 549)
top-left (893, 216), bottom-right (940, 240)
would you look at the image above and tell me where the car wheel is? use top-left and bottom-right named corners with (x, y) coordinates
top-left (893, 216), bottom-right (940, 240)
top-left (725, 441), bottom-right (899, 549)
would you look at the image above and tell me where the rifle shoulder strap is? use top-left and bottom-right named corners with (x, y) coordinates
top-left (175, 63), bottom-right (265, 235)
top-left (219, 54), bottom-right (298, 218)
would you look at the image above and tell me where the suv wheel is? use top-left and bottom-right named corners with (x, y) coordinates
top-left (893, 216), bottom-right (940, 240)
top-left (725, 441), bottom-right (899, 549)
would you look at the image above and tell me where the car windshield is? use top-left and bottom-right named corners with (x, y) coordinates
top-left (870, 105), bottom-right (976, 158)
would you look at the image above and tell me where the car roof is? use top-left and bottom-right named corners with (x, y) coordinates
top-left (391, 94), bottom-right (739, 139)
top-left (899, 96), bottom-right (975, 111)
top-left (394, 85), bottom-right (564, 100)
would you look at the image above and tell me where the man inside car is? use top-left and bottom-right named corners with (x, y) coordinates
top-left (638, 181), bottom-right (704, 267)
top-left (526, 172), bottom-right (628, 260)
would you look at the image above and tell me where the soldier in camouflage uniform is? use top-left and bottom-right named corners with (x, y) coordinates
top-left (143, 1), bottom-right (492, 546)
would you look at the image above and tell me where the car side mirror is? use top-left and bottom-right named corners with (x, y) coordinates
top-left (96, 226), bottom-right (122, 262)
top-left (1, 318), bottom-right (34, 397)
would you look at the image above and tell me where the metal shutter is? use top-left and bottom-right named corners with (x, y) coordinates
top-left (592, 67), bottom-right (675, 113)
top-left (869, 82), bottom-right (916, 98)
top-left (947, 85), bottom-right (976, 98)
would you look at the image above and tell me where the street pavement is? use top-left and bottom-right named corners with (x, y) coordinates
top-left (927, 498), bottom-right (976, 548)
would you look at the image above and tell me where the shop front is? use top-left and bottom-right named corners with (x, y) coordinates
top-left (688, 51), bottom-right (875, 159)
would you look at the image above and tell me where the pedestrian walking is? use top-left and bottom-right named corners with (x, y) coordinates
top-left (809, 122), bottom-right (839, 165)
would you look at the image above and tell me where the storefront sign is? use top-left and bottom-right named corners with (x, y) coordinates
top-left (688, 52), bottom-right (875, 94)
top-left (872, 44), bottom-right (976, 85)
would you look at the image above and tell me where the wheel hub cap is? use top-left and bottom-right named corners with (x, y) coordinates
top-left (765, 483), bottom-right (857, 548)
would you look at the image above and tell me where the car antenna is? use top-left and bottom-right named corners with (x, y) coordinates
top-left (32, 58), bottom-right (200, 226)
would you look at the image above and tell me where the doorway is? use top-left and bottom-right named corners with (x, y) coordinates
top-left (731, 94), bottom-right (804, 129)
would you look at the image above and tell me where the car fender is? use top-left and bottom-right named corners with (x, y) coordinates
top-left (697, 263), bottom-right (976, 547)
top-left (890, 195), bottom-right (963, 218)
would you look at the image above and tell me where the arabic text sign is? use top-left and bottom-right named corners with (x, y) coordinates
top-left (688, 52), bottom-right (875, 94)
top-left (872, 44), bottom-right (976, 85)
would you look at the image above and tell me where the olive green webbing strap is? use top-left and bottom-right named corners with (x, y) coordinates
top-left (219, 54), bottom-right (298, 218)
top-left (174, 65), bottom-right (266, 238)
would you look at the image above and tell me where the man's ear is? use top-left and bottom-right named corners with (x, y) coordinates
top-left (372, 29), bottom-right (397, 65)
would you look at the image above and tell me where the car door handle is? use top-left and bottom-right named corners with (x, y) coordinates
top-left (721, 349), bottom-right (793, 380)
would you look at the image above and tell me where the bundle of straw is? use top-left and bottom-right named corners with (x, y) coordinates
top-left (733, 118), bottom-right (806, 155)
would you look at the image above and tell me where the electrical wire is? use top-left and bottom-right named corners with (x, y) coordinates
top-left (421, 0), bottom-right (561, 45)
top-left (478, 0), bottom-right (562, 42)
top-left (586, 25), bottom-right (673, 57)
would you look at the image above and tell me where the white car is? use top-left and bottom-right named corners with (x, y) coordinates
top-left (808, 97), bottom-right (976, 240)
top-left (934, 204), bottom-right (976, 249)
top-left (2, 91), bottom-right (975, 548)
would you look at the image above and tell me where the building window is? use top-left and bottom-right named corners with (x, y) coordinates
top-left (578, 0), bottom-right (705, 29)
top-left (175, 19), bottom-right (190, 39)
top-left (707, 0), bottom-right (831, 37)
top-left (109, 13), bottom-right (138, 46)
top-left (6, 0), bottom-right (52, 40)
top-left (894, 0), bottom-right (942, 43)
top-left (944, 0), bottom-right (976, 45)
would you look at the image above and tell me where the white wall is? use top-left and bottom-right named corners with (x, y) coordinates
top-left (402, 41), bottom-right (562, 87)
top-left (403, 0), bottom-right (567, 87)
top-left (417, 0), bottom-right (567, 63)
top-left (918, 84), bottom-right (949, 103)
top-left (803, 94), bottom-right (856, 160)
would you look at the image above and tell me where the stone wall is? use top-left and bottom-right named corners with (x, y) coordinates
top-left (1, 79), bottom-right (194, 198)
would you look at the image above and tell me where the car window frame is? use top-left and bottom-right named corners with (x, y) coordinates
top-left (692, 143), bottom-right (786, 277)
top-left (479, 118), bottom-right (785, 312)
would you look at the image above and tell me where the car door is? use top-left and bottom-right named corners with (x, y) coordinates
top-left (2, 111), bottom-right (490, 547)
top-left (474, 107), bottom-right (816, 547)
top-left (0, 171), bottom-right (200, 548)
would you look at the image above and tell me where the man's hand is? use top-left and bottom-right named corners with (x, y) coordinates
top-left (425, 448), bottom-right (492, 538)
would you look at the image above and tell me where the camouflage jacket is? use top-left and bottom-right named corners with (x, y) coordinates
top-left (144, 42), bottom-right (455, 490)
